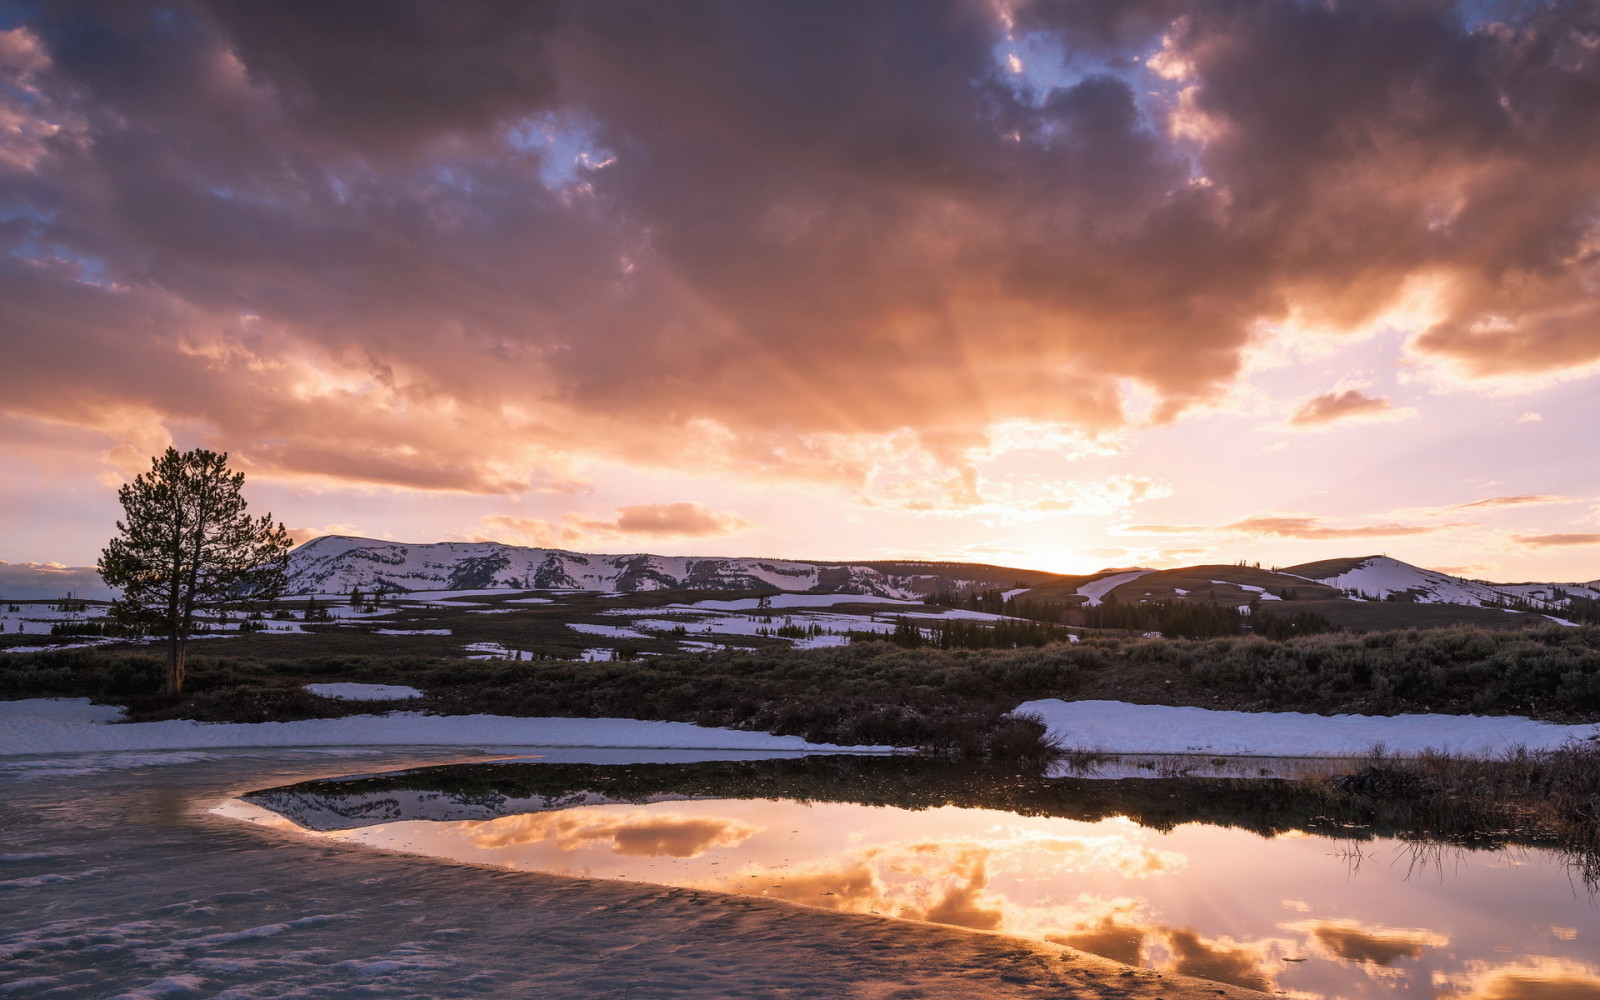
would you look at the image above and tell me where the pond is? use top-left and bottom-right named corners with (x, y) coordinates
top-left (224, 755), bottom-right (1600, 1000)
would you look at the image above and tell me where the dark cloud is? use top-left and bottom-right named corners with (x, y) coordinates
top-left (0, 561), bottom-right (112, 601)
top-left (3, 1), bottom-right (1599, 496)
top-left (1289, 389), bottom-right (1403, 427)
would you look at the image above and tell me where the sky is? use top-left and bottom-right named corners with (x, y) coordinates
top-left (2, 0), bottom-right (1600, 586)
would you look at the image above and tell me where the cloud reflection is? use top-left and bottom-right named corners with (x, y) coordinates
top-left (1048, 914), bottom-right (1148, 967)
top-left (735, 843), bottom-right (1006, 932)
top-left (1161, 928), bottom-right (1277, 993)
top-left (466, 810), bottom-right (761, 858)
top-left (1436, 957), bottom-right (1600, 1000)
top-left (1288, 918), bottom-right (1449, 967)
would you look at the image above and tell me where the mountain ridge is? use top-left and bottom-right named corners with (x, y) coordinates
top-left (283, 535), bottom-right (1065, 599)
top-left (282, 537), bottom-right (1600, 618)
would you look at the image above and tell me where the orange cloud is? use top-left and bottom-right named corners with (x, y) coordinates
top-left (1450, 496), bottom-right (1573, 511)
top-left (475, 503), bottom-right (755, 549)
top-left (1513, 533), bottom-right (1600, 547)
top-left (569, 502), bottom-right (755, 539)
top-left (1288, 389), bottom-right (1410, 428)
top-left (1227, 514), bottom-right (1449, 540)
top-left (5, 0), bottom-right (1600, 511)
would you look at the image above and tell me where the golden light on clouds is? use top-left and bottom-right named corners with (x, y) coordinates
top-left (3, 1), bottom-right (1599, 581)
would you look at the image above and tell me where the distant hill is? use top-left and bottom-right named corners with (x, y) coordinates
top-left (998, 556), bottom-right (1600, 631)
top-left (284, 536), bottom-right (1063, 598)
top-left (23, 537), bottom-right (1600, 633)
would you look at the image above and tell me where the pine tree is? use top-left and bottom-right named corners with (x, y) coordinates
top-left (98, 448), bottom-right (292, 698)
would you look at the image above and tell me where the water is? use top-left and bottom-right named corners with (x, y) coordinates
top-left (231, 757), bottom-right (1600, 1000)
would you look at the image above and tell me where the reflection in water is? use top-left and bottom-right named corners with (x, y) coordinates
top-left (1047, 913), bottom-right (1147, 966)
top-left (1436, 958), bottom-right (1600, 1000)
top-left (230, 769), bottom-right (1600, 1000)
top-left (1163, 928), bottom-right (1277, 993)
top-left (465, 810), bottom-right (761, 857)
top-left (1292, 919), bottom-right (1450, 966)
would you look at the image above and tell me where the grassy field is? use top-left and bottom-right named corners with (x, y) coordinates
top-left (6, 616), bottom-right (1600, 767)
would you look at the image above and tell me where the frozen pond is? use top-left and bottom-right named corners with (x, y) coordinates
top-left (231, 756), bottom-right (1600, 1000)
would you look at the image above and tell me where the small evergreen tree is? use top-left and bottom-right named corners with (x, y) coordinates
top-left (98, 448), bottom-right (291, 698)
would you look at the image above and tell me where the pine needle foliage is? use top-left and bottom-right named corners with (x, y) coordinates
top-left (97, 448), bottom-right (292, 698)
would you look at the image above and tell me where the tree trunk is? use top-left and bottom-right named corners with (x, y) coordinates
top-left (163, 633), bottom-right (186, 699)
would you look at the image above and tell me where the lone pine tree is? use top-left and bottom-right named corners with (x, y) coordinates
top-left (98, 448), bottom-right (292, 698)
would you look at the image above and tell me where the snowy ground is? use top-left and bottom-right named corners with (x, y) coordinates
top-left (0, 699), bottom-right (895, 757)
top-left (5, 696), bottom-right (1594, 763)
top-left (302, 683), bottom-right (424, 701)
top-left (1020, 699), bottom-right (1600, 757)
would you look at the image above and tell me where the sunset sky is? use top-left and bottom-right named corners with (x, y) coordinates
top-left (3, 0), bottom-right (1600, 585)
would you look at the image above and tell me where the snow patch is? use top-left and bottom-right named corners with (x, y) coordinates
top-left (1076, 570), bottom-right (1156, 607)
top-left (303, 683), bottom-right (424, 701)
top-left (1017, 699), bottom-right (1600, 757)
top-left (0, 698), bottom-right (893, 755)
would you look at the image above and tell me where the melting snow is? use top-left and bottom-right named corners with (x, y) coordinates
top-left (0, 699), bottom-right (893, 755)
top-left (303, 684), bottom-right (424, 702)
top-left (676, 593), bottom-right (920, 612)
top-left (1017, 699), bottom-right (1600, 757)
top-left (1076, 570), bottom-right (1156, 607)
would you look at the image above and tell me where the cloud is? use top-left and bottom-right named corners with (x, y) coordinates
top-left (569, 502), bottom-right (755, 539)
top-left (1287, 389), bottom-right (1411, 429)
top-left (1450, 495), bottom-right (1573, 511)
top-left (1512, 533), bottom-right (1600, 547)
top-left (475, 502), bottom-right (753, 549)
top-left (4, 0), bottom-right (1600, 503)
top-left (0, 561), bottom-right (114, 600)
top-left (287, 524), bottom-right (360, 547)
top-left (1226, 514), bottom-right (1449, 540)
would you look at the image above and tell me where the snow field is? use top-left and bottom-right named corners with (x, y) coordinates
top-left (1018, 699), bottom-right (1600, 757)
top-left (0, 699), bottom-right (895, 756)
top-left (303, 684), bottom-right (424, 701)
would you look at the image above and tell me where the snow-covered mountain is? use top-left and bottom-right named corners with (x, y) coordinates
top-left (284, 535), bottom-right (1057, 598)
top-left (1282, 555), bottom-right (1600, 611)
